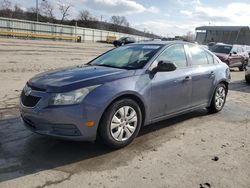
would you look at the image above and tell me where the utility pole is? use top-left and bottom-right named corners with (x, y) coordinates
top-left (36, 0), bottom-right (39, 22)
top-left (36, 0), bottom-right (45, 22)
top-left (75, 21), bottom-right (77, 41)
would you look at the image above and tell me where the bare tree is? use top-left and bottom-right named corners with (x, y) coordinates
top-left (12, 4), bottom-right (26, 19)
top-left (182, 31), bottom-right (195, 42)
top-left (78, 10), bottom-right (90, 21)
top-left (40, 0), bottom-right (54, 20)
top-left (0, 0), bottom-right (12, 17)
top-left (58, 2), bottom-right (71, 23)
top-left (110, 16), bottom-right (129, 27)
top-left (79, 10), bottom-right (95, 21)
top-left (0, 0), bottom-right (11, 9)
top-left (78, 9), bottom-right (97, 21)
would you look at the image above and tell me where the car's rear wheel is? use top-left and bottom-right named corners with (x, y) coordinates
top-left (98, 99), bottom-right (142, 149)
top-left (207, 83), bottom-right (227, 113)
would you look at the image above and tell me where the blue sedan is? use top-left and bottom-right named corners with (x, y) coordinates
top-left (20, 41), bottom-right (230, 148)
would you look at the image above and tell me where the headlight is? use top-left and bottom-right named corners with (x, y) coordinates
top-left (49, 85), bottom-right (100, 106)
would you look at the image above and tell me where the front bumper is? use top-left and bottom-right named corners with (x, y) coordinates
top-left (19, 89), bottom-right (100, 141)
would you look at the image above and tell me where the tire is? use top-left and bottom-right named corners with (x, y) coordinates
top-left (239, 65), bottom-right (244, 71)
top-left (246, 76), bottom-right (250, 84)
top-left (239, 61), bottom-right (246, 71)
top-left (207, 83), bottom-right (228, 113)
top-left (98, 99), bottom-right (142, 149)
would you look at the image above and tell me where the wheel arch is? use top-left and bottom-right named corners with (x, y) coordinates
top-left (208, 79), bottom-right (229, 107)
top-left (98, 93), bottom-right (146, 130)
top-left (218, 80), bottom-right (229, 92)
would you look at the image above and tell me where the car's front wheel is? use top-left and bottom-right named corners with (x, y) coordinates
top-left (98, 99), bottom-right (142, 149)
top-left (239, 61), bottom-right (247, 71)
top-left (246, 75), bottom-right (250, 84)
top-left (207, 83), bottom-right (227, 113)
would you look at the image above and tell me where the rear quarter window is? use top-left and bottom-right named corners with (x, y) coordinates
top-left (189, 45), bottom-right (209, 66)
top-left (206, 52), bottom-right (214, 64)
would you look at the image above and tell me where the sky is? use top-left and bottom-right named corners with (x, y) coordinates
top-left (9, 0), bottom-right (250, 37)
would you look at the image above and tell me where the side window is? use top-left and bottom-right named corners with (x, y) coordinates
top-left (231, 46), bottom-right (237, 53)
top-left (206, 52), bottom-right (214, 64)
top-left (128, 37), bottom-right (133, 41)
top-left (189, 45), bottom-right (209, 66)
top-left (157, 44), bottom-right (187, 68)
top-left (240, 47), bottom-right (244, 53)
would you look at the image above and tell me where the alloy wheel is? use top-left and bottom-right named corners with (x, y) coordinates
top-left (215, 86), bottom-right (226, 110)
top-left (110, 106), bottom-right (138, 141)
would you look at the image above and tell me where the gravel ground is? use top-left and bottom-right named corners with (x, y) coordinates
top-left (0, 38), bottom-right (249, 188)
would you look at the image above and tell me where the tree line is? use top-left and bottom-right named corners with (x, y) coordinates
top-left (0, 0), bottom-right (159, 39)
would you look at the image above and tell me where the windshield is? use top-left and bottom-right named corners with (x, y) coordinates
top-left (211, 45), bottom-right (232, 54)
top-left (119, 37), bottom-right (127, 40)
top-left (90, 44), bottom-right (163, 69)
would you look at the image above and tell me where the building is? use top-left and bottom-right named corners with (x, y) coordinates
top-left (195, 26), bottom-right (250, 45)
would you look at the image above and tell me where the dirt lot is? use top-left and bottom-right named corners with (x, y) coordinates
top-left (0, 39), bottom-right (249, 188)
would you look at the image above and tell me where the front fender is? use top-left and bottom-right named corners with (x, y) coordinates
top-left (81, 74), bottom-right (151, 139)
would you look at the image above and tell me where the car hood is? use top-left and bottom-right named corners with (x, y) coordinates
top-left (214, 53), bottom-right (229, 60)
top-left (28, 65), bottom-right (135, 93)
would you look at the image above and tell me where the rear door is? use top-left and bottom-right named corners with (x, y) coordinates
top-left (229, 46), bottom-right (242, 66)
top-left (238, 46), bottom-right (248, 61)
top-left (187, 45), bottom-right (216, 107)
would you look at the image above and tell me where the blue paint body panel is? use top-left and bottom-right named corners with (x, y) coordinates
top-left (20, 42), bottom-right (230, 141)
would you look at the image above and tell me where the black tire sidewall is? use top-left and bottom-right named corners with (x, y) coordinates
top-left (99, 99), bottom-right (142, 148)
top-left (246, 76), bottom-right (250, 84)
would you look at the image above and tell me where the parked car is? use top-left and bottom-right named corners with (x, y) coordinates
top-left (211, 43), bottom-right (248, 71)
top-left (245, 61), bottom-right (250, 83)
top-left (244, 45), bottom-right (250, 56)
top-left (113, 37), bottom-right (135, 47)
top-left (20, 41), bottom-right (230, 148)
top-left (208, 42), bottom-right (216, 50)
top-left (238, 45), bottom-right (250, 64)
top-left (200, 45), bottom-right (208, 50)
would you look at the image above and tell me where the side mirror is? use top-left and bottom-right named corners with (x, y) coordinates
top-left (152, 60), bottom-right (177, 73)
top-left (232, 51), bottom-right (237, 55)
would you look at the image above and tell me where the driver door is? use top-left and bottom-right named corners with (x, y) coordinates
top-left (150, 44), bottom-right (192, 120)
top-left (229, 46), bottom-right (242, 66)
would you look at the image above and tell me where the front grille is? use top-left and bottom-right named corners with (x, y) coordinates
top-left (21, 90), bottom-right (41, 107)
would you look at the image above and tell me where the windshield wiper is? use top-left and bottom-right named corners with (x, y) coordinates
top-left (120, 66), bottom-right (137, 70)
top-left (93, 64), bottom-right (136, 70)
top-left (94, 64), bottom-right (123, 69)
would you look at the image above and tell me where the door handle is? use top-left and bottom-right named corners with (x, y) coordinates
top-left (183, 76), bottom-right (192, 81)
top-left (209, 71), bottom-right (215, 78)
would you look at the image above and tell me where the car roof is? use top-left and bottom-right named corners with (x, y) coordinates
top-left (214, 43), bottom-right (233, 47)
top-left (215, 43), bottom-right (246, 47)
top-left (135, 40), bottom-right (192, 46)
